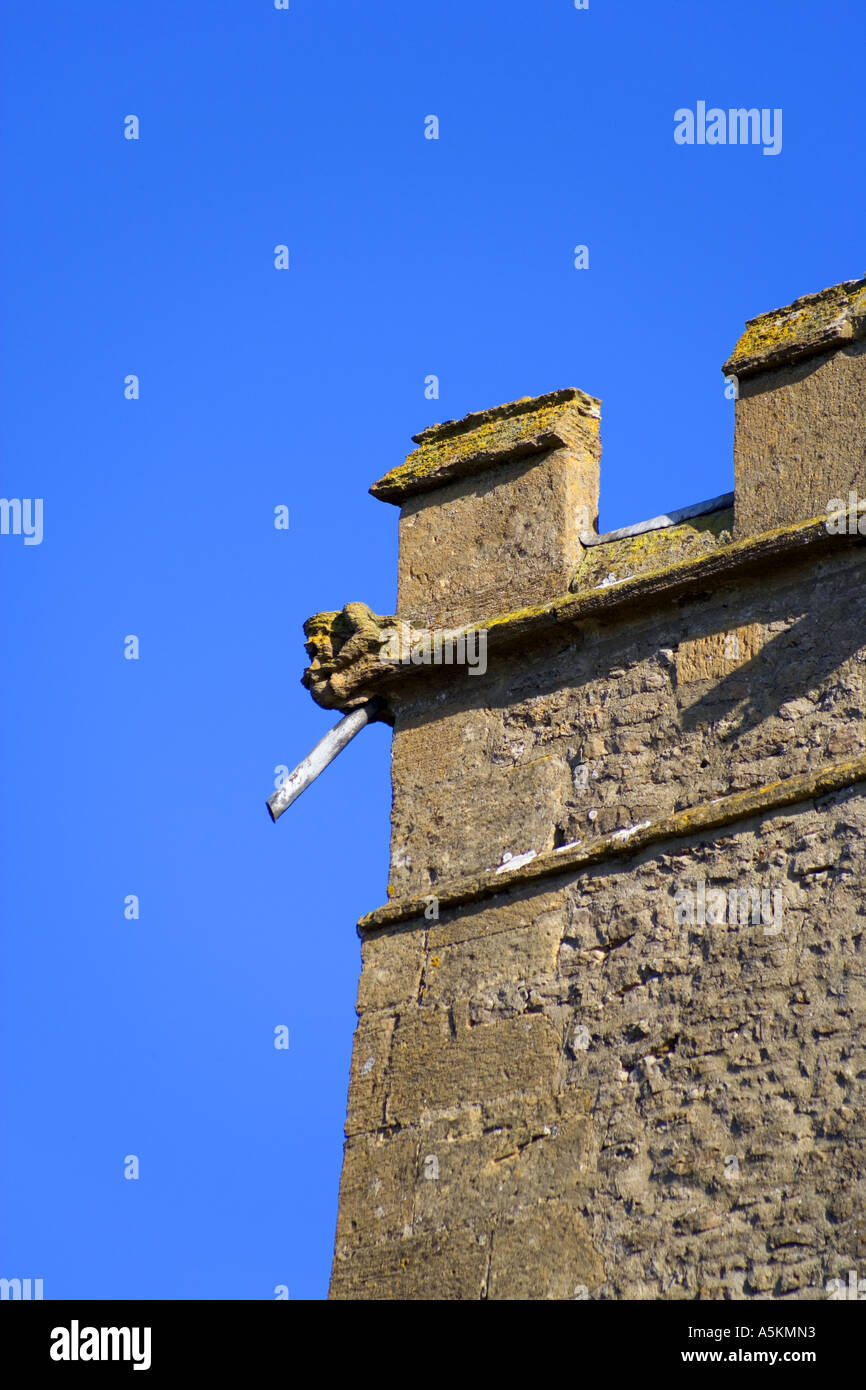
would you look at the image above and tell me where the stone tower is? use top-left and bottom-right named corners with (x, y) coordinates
top-left (302, 276), bottom-right (866, 1300)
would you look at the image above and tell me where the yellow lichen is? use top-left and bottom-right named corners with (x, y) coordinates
top-left (371, 391), bottom-right (600, 501)
top-left (726, 277), bottom-right (866, 371)
top-left (303, 509), bottom-right (847, 709)
top-left (570, 509), bottom-right (733, 591)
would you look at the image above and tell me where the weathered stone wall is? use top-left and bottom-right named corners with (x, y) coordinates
top-left (724, 277), bottom-right (866, 539)
top-left (319, 279), bottom-right (866, 1300)
top-left (387, 546), bottom-right (866, 900)
top-left (332, 786), bottom-right (866, 1300)
top-left (733, 340), bottom-right (866, 540)
top-left (372, 388), bottom-right (601, 630)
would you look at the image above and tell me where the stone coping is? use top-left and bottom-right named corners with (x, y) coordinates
top-left (723, 276), bottom-right (866, 381)
top-left (370, 388), bottom-right (600, 503)
top-left (410, 387), bottom-right (595, 446)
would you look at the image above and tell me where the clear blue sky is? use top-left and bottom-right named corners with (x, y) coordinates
top-left (1, 0), bottom-right (863, 1300)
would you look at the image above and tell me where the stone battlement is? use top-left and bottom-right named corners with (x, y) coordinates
top-left (305, 277), bottom-right (866, 1301)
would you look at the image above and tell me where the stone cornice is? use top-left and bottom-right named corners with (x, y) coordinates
top-left (302, 511), bottom-right (866, 710)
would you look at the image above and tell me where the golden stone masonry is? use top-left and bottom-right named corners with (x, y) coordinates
top-left (298, 277), bottom-right (866, 1300)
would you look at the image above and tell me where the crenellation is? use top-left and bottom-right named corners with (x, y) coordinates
top-left (311, 276), bottom-right (866, 1300)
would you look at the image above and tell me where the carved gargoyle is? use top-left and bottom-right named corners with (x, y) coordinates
top-left (302, 601), bottom-right (396, 710)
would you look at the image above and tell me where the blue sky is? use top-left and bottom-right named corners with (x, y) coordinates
top-left (1, 0), bottom-right (863, 1300)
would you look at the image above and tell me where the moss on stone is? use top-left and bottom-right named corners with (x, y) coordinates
top-left (410, 387), bottom-right (599, 446)
top-left (370, 390), bottom-right (600, 503)
top-left (724, 277), bottom-right (866, 377)
top-left (301, 509), bottom-right (856, 709)
top-left (570, 508), bottom-right (733, 592)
